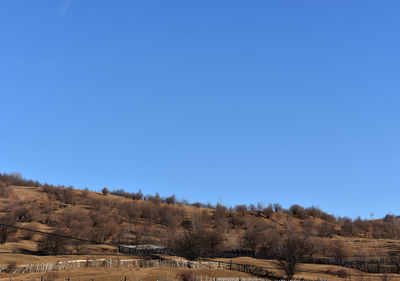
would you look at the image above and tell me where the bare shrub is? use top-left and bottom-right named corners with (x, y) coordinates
top-left (0, 215), bottom-right (17, 244)
top-left (214, 204), bottom-right (227, 233)
top-left (243, 226), bottom-right (264, 257)
top-left (178, 270), bottom-right (194, 281)
top-left (289, 204), bottom-right (307, 219)
top-left (336, 269), bottom-right (348, 278)
top-left (229, 213), bottom-right (246, 229)
top-left (0, 181), bottom-right (13, 198)
top-left (10, 200), bottom-right (40, 222)
top-left (102, 187), bottom-right (109, 195)
top-left (262, 204), bottom-right (274, 217)
top-left (235, 204), bottom-right (248, 214)
top-left (22, 229), bottom-right (35, 240)
top-left (37, 227), bottom-right (69, 255)
top-left (259, 227), bottom-right (280, 256)
top-left (120, 201), bottom-right (140, 225)
top-left (5, 260), bottom-right (17, 273)
top-left (273, 203), bottom-right (283, 212)
top-left (332, 240), bottom-right (349, 264)
top-left (44, 272), bottom-right (59, 281)
top-left (61, 187), bottom-right (75, 205)
top-left (141, 201), bottom-right (159, 222)
top-left (174, 231), bottom-right (202, 260)
top-left (319, 221), bottom-right (335, 237)
top-left (165, 195), bottom-right (176, 205)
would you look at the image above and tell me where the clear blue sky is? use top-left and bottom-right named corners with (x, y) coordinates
top-left (1, 1), bottom-right (400, 219)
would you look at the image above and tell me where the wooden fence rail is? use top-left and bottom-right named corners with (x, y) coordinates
top-left (0, 258), bottom-right (222, 275)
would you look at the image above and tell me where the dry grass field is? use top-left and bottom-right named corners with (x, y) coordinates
top-left (1, 255), bottom-right (400, 281)
top-left (215, 257), bottom-right (400, 281)
top-left (0, 267), bottom-right (254, 281)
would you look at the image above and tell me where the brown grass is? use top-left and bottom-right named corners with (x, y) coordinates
top-left (216, 257), bottom-right (400, 281)
top-left (0, 266), bottom-right (253, 281)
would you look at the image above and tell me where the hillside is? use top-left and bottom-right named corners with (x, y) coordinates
top-left (1, 173), bottom-right (400, 261)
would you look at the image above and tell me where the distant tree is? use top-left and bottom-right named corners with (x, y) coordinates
top-left (174, 231), bottom-right (202, 260)
top-left (0, 181), bottom-right (13, 198)
top-left (133, 189), bottom-right (143, 200)
top-left (289, 204), bottom-right (307, 219)
top-left (0, 215), bottom-right (17, 244)
top-left (60, 187), bottom-right (75, 205)
top-left (235, 204), bottom-right (248, 214)
top-left (214, 204), bottom-right (227, 233)
top-left (191, 202), bottom-right (202, 208)
top-left (38, 227), bottom-right (69, 255)
top-left (121, 201), bottom-right (140, 225)
top-left (243, 227), bottom-right (264, 257)
top-left (165, 195), bottom-right (176, 205)
top-left (332, 240), bottom-right (349, 264)
top-left (201, 230), bottom-right (225, 257)
top-left (101, 187), bottom-right (109, 196)
top-left (174, 229), bottom-right (224, 260)
top-left (262, 204), bottom-right (274, 217)
top-left (318, 221), bottom-right (335, 237)
top-left (273, 203), bottom-right (283, 212)
top-left (181, 219), bottom-right (193, 231)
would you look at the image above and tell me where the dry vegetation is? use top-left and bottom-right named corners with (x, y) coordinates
top-left (1, 173), bottom-right (400, 280)
top-left (0, 266), bottom-right (254, 281)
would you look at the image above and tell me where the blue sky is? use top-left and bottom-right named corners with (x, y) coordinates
top-left (1, 1), bottom-right (400, 219)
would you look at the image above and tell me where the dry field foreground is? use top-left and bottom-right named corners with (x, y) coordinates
top-left (0, 265), bottom-right (253, 281)
top-left (1, 255), bottom-right (400, 281)
top-left (216, 257), bottom-right (400, 281)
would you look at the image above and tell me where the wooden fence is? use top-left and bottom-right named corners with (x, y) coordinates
top-left (119, 247), bottom-right (400, 275)
top-left (0, 258), bottom-right (221, 275)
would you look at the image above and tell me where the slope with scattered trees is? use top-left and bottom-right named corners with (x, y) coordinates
top-left (1, 172), bottom-right (400, 271)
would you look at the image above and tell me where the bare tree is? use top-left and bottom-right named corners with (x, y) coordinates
top-left (274, 228), bottom-right (308, 281)
top-left (102, 187), bottom-right (109, 196)
top-left (201, 230), bottom-right (225, 257)
top-left (332, 240), bottom-right (349, 264)
top-left (243, 227), bottom-right (264, 257)
top-left (174, 231), bottom-right (203, 260)
top-left (0, 215), bottom-right (17, 244)
top-left (38, 227), bottom-right (69, 255)
top-left (173, 229), bottom-right (224, 260)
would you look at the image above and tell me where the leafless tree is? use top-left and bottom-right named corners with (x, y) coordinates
top-left (38, 227), bottom-right (69, 255)
top-left (102, 187), bottom-right (109, 195)
top-left (174, 231), bottom-right (203, 260)
top-left (0, 215), bottom-right (17, 244)
top-left (274, 227), bottom-right (308, 281)
top-left (243, 227), bottom-right (264, 257)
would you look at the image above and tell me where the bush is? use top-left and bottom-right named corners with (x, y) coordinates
top-left (5, 260), bottom-right (17, 273)
top-left (37, 227), bottom-right (69, 255)
top-left (289, 204), bottom-right (307, 219)
top-left (102, 187), bottom-right (109, 195)
top-left (336, 269), bottom-right (348, 278)
top-left (0, 215), bottom-right (17, 244)
top-left (178, 270), bottom-right (194, 281)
